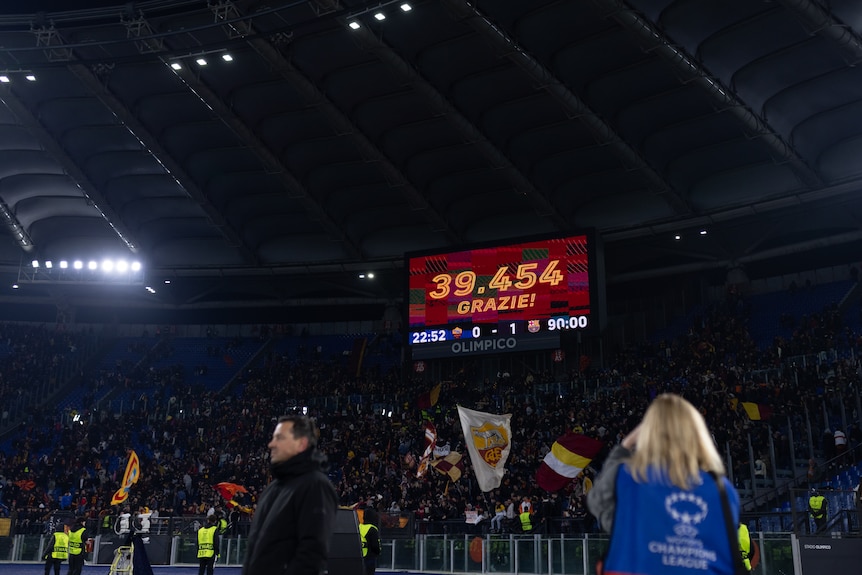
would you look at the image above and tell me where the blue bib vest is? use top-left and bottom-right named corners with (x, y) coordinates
top-left (603, 465), bottom-right (739, 575)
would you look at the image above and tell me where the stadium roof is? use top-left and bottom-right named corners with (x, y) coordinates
top-left (0, 0), bottom-right (861, 322)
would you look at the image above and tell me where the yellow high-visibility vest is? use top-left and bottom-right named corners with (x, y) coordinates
top-left (197, 526), bottom-right (217, 558)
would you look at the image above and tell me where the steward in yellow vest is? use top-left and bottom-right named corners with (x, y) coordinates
top-left (519, 510), bottom-right (533, 533)
top-left (68, 517), bottom-right (89, 575)
top-left (197, 515), bottom-right (220, 575)
top-left (809, 491), bottom-right (828, 533)
top-left (359, 507), bottom-right (382, 575)
top-left (738, 523), bottom-right (752, 572)
top-left (43, 522), bottom-right (69, 575)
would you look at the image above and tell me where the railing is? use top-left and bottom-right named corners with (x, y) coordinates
top-left (0, 531), bottom-right (799, 575)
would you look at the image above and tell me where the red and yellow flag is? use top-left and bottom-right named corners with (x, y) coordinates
top-left (417, 383), bottom-right (442, 410)
top-left (536, 433), bottom-right (603, 492)
top-left (741, 402), bottom-right (773, 421)
top-left (110, 450), bottom-right (141, 505)
top-left (731, 398), bottom-right (773, 421)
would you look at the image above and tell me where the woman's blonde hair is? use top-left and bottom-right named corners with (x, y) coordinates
top-left (627, 393), bottom-right (725, 489)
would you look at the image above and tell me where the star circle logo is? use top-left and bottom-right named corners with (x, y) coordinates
top-left (665, 492), bottom-right (708, 537)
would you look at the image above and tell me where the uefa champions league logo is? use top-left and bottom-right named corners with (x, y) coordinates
top-left (665, 492), bottom-right (708, 537)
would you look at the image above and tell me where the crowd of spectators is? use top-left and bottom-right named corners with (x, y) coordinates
top-left (0, 284), bottom-right (861, 537)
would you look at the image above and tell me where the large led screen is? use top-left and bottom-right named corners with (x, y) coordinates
top-left (407, 232), bottom-right (599, 358)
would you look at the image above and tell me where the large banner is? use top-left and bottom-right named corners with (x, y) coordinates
top-left (457, 406), bottom-right (512, 492)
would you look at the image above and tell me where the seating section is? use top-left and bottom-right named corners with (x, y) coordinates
top-left (746, 280), bottom-right (854, 349)
top-left (1, 276), bottom-right (862, 536)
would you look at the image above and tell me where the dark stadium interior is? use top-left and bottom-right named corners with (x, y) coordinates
top-left (3, 4), bottom-right (862, 572)
top-left (0, 0), bottom-right (858, 324)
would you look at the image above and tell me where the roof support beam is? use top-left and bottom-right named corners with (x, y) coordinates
top-left (612, 229), bottom-right (862, 283)
top-left (441, 0), bottom-right (689, 216)
top-left (66, 62), bottom-right (259, 263)
top-left (342, 5), bottom-right (569, 230)
top-left (0, 88), bottom-right (137, 253)
top-left (167, 61), bottom-right (365, 260)
top-left (209, 0), bottom-right (463, 244)
top-left (777, 0), bottom-right (862, 65)
top-left (592, 0), bottom-right (825, 190)
top-left (110, 21), bottom-right (261, 263)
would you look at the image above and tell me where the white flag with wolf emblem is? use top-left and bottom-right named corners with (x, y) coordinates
top-left (457, 405), bottom-right (513, 492)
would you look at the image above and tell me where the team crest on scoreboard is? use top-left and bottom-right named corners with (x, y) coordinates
top-left (527, 320), bottom-right (541, 333)
top-left (470, 422), bottom-right (509, 468)
top-left (452, 326), bottom-right (463, 339)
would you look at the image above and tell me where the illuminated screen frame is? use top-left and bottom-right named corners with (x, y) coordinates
top-left (405, 230), bottom-right (600, 359)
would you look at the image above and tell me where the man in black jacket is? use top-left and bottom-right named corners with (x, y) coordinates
top-left (242, 415), bottom-right (338, 575)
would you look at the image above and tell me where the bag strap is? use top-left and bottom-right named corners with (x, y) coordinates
top-left (711, 472), bottom-right (748, 575)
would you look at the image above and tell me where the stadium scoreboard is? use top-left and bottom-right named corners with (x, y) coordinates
top-left (406, 231), bottom-right (604, 359)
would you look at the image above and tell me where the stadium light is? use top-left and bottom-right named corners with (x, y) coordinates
top-left (19, 255), bottom-right (145, 286)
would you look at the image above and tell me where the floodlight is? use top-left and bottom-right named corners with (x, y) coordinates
top-left (101, 260), bottom-right (114, 272)
top-left (222, 54), bottom-right (233, 62)
top-left (131, 261), bottom-right (142, 272)
top-left (400, 3), bottom-right (412, 11)
top-left (0, 76), bottom-right (9, 83)
top-left (196, 58), bottom-right (208, 66)
top-left (374, 12), bottom-right (386, 20)
top-left (87, 261), bottom-right (98, 271)
top-left (170, 62), bottom-right (182, 70)
top-left (59, 260), bottom-right (68, 269)
top-left (348, 21), bottom-right (361, 29)
top-left (25, 75), bottom-right (36, 81)
top-left (116, 260), bottom-right (129, 273)
top-left (31, 260), bottom-right (39, 268)
top-left (45, 261), bottom-right (52, 269)
top-left (73, 260), bottom-right (83, 270)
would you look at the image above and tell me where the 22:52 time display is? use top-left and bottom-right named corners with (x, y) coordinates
top-left (428, 260), bottom-right (565, 300)
top-left (410, 329), bottom-right (447, 344)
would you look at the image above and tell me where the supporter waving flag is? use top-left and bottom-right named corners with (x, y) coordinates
top-left (536, 432), bottom-right (602, 492)
top-left (457, 406), bottom-right (512, 492)
top-left (110, 450), bottom-right (141, 505)
top-left (417, 382), bottom-right (442, 410)
top-left (416, 422), bottom-right (437, 478)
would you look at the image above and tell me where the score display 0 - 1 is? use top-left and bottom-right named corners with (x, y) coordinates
top-left (410, 315), bottom-right (590, 345)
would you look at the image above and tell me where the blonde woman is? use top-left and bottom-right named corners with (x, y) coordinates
top-left (587, 393), bottom-right (742, 575)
